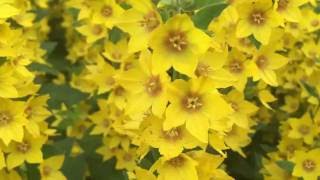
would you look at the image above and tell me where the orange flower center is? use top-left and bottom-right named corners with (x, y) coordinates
top-left (123, 153), bottom-right (132, 161)
top-left (114, 86), bottom-right (125, 96)
top-left (230, 101), bottom-right (239, 112)
top-left (302, 159), bottom-right (316, 172)
top-left (195, 63), bottom-right (212, 77)
top-left (92, 25), bottom-right (103, 35)
top-left (163, 127), bottom-right (183, 141)
top-left (277, 0), bottom-right (289, 11)
top-left (0, 112), bottom-right (11, 126)
top-left (165, 31), bottom-right (188, 52)
top-left (167, 155), bottom-right (185, 167)
top-left (140, 11), bottom-right (160, 32)
top-left (43, 166), bottom-right (52, 176)
top-left (145, 76), bottom-right (162, 96)
top-left (298, 125), bottom-right (310, 135)
top-left (16, 141), bottom-right (31, 153)
top-left (250, 11), bottom-right (266, 25)
top-left (100, 5), bottom-right (113, 17)
top-left (103, 119), bottom-right (110, 128)
top-left (229, 59), bottom-right (244, 74)
top-left (256, 55), bottom-right (269, 69)
top-left (182, 93), bottom-right (203, 112)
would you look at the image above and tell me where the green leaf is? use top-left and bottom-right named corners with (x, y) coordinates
top-left (41, 41), bottom-right (58, 56)
top-left (28, 63), bottom-right (59, 75)
top-left (192, 0), bottom-right (226, 10)
top-left (192, 2), bottom-right (227, 29)
top-left (109, 27), bottom-right (124, 43)
top-left (42, 138), bottom-right (74, 158)
top-left (87, 157), bottom-right (128, 180)
top-left (276, 160), bottom-right (295, 173)
top-left (62, 155), bottom-right (87, 180)
top-left (301, 81), bottom-right (319, 98)
top-left (39, 83), bottom-right (89, 109)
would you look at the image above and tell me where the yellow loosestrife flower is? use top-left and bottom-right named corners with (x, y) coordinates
top-left (150, 14), bottom-right (211, 76)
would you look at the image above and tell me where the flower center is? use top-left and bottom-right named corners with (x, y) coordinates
top-left (303, 159), bottom-right (316, 172)
top-left (25, 106), bottom-right (33, 119)
top-left (114, 86), bottom-right (125, 96)
top-left (277, 0), bottom-right (289, 11)
top-left (111, 52), bottom-right (122, 60)
top-left (230, 102), bottom-right (239, 112)
top-left (123, 153), bottom-right (132, 161)
top-left (256, 55), bottom-right (269, 69)
top-left (250, 11), bottom-right (266, 25)
top-left (106, 77), bottom-right (115, 86)
top-left (195, 63), bottom-right (212, 77)
top-left (103, 119), bottom-right (110, 128)
top-left (145, 76), bottom-right (162, 96)
top-left (140, 11), bottom-right (160, 32)
top-left (286, 144), bottom-right (295, 153)
top-left (182, 93), bottom-right (203, 112)
top-left (100, 5), bottom-right (113, 17)
top-left (163, 127), bottom-right (182, 141)
top-left (311, 19), bottom-right (319, 27)
top-left (0, 112), bottom-right (12, 126)
top-left (229, 59), bottom-right (244, 74)
top-left (16, 141), bottom-right (31, 153)
top-left (239, 38), bottom-right (253, 47)
top-left (92, 25), bottom-right (103, 35)
top-left (165, 31), bottom-right (188, 52)
top-left (298, 125), bottom-right (310, 135)
top-left (43, 166), bottom-right (51, 176)
top-left (167, 155), bottom-right (185, 167)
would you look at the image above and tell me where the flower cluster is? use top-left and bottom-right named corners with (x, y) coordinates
top-left (0, 1), bottom-right (65, 179)
top-left (3, 0), bottom-right (320, 179)
top-left (59, 0), bottom-right (320, 179)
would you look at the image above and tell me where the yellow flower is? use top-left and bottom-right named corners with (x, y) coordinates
top-left (151, 154), bottom-right (198, 180)
top-left (143, 116), bottom-right (202, 158)
top-left (188, 151), bottom-right (233, 180)
top-left (224, 49), bottom-right (251, 91)
top-left (117, 0), bottom-right (162, 52)
top-left (6, 133), bottom-right (46, 169)
top-left (236, 0), bottom-right (281, 44)
top-left (91, 0), bottom-right (124, 28)
top-left (24, 95), bottom-right (51, 137)
top-left (89, 107), bottom-right (113, 136)
top-left (288, 114), bottom-right (319, 145)
top-left (0, 65), bottom-right (18, 98)
top-left (225, 90), bottom-right (258, 129)
top-left (291, 149), bottom-right (320, 180)
top-left (163, 78), bottom-right (233, 143)
top-left (115, 148), bottom-right (137, 171)
top-left (84, 57), bottom-right (116, 94)
top-left (76, 22), bottom-right (108, 43)
top-left (249, 45), bottom-right (288, 86)
top-left (224, 125), bottom-right (251, 157)
top-left (195, 50), bottom-right (236, 88)
top-left (274, 0), bottom-right (307, 23)
top-left (277, 137), bottom-right (303, 158)
top-left (0, 1), bottom-right (19, 19)
top-left (134, 167), bottom-right (156, 180)
top-left (0, 99), bottom-right (27, 145)
top-left (102, 38), bottom-right (132, 63)
top-left (117, 51), bottom-right (170, 119)
top-left (0, 169), bottom-right (21, 180)
top-left (281, 95), bottom-right (300, 113)
top-left (262, 160), bottom-right (296, 180)
top-left (39, 155), bottom-right (66, 180)
top-left (300, 7), bottom-right (320, 32)
top-left (150, 14), bottom-right (211, 76)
